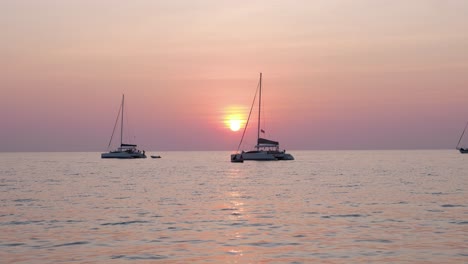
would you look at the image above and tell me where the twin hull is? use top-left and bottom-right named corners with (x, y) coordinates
top-left (101, 152), bottom-right (147, 159)
top-left (241, 151), bottom-right (294, 161)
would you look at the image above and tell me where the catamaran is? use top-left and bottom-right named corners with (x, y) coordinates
top-left (456, 121), bottom-right (468, 154)
top-left (231, 73), bottom-right (294, 162)
top-left (101, 95), bottom-right (147, 159)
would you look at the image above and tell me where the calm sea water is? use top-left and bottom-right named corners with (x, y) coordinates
top-left (0, 150), bottom-right (467, 263)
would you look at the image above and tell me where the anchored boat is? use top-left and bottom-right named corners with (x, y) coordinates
top-left (456, 121), bottom-right (468, 154)
top-left (101, 95), bottom-right (147, 159)
top-left (230, 73), bottom-right (294, 162)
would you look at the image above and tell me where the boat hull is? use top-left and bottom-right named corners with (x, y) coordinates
top-left (101, 152), bottom-right (147, 159)
top-left (240, 150), bottom-right (295, 161)
top-left (230, 154), bottom-right (244, 162)
top-left (459, 148), bottom-right (468, 154)
top-left (241, 151), bottom-right (278, 161)
top-left (274, 153), bottom-right (294, 160)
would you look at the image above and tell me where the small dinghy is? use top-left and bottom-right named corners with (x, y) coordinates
top-left (151, 155), bottom-right (161, 159)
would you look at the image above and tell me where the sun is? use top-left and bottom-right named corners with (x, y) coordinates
top-left (223, 106), bottom-right (247, 132)
top-left (229, 119), bottom-right (242, 131)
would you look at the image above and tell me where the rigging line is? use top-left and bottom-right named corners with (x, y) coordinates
top-left (107, 101), bottom-right (123, 149)
top-left (237, 79), bottom-right (261, 152)
top-left (456, 121), bottom-right (468, 149)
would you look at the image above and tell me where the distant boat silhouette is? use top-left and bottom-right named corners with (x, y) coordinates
top-left (231, 73), bottom-right (294, 162)
top-left (101, 95), bottom-right (147, 159)
top-left (456, 121), bottom-right (468, 154)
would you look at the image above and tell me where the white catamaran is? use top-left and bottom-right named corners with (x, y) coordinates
top-left (231, 73), bottom-right (294, 162)
top-left (456, 121), bottom-right (468, 154)
top-left (101, 95), bottom-right (147, 159)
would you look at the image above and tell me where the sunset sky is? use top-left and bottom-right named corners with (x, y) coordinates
top-left (1, 0), bottom-right (468, 151)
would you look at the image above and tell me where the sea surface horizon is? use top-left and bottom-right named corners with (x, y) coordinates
top-left (1, 150), bottom-right (467, 263)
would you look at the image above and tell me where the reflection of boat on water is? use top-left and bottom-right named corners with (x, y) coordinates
top-left (230, 73), bottom-right (294, 162)
top-left (456, 121), bottom-right (468, 154)
top-left (101, 95), bottom-right (147, 159)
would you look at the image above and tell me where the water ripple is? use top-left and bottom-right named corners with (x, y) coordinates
top-left (451, 221), bottom-right (468, 225)
top-left (111, 254), bottom-right (167, 260)
top-left (53, 241), bottom-right (89, 247)
top-left (2, 220), bottom-right (44, 225)
top-left (101, 220), bottom-right (150, 226)
top-left (13, 198), bottom-right (39, 203)
top-left (321, 214), bottom-right (366, 218)
top-left (441, 204), bottom-right (465, 208)
top-left (355, 239), bottom-right (393, 243)
top-left (1, 243), bottom-right (25, 247)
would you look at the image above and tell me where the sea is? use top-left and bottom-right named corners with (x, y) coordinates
top-left (0, 150), bottom-right (467, 263)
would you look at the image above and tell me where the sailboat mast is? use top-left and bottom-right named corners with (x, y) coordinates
top-left (121, 94), bottom-right (124, 147)
top-left (257, 72), bottom-right (262, 149)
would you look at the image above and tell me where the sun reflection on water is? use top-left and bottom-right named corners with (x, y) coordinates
top-left (222, 168), bottom-right (251, 261)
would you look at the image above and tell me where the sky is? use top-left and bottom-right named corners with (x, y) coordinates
top-left (1, 0), bottom-right (468, 151)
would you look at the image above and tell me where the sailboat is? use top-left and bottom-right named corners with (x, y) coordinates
top-left (456, 121), bottom-right (468, 154)
top-left (101, 95), bottom-right (147, 159)
top-left (231, 73), bottom-right (294, 162)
